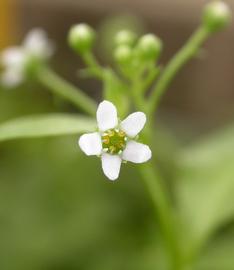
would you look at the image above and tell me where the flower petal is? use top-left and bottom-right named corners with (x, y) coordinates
top-left (1, 47), bottom-right (26, 70)
top-left (122, 141), bottom-right (152, 163)
top-left (101, 153), bottom-right (122, 181)
top-left (1, 69), bottom-right (24, 88)
top-left (23, 28), bottom-right (55, 59)
top-left (78, 132), bottom-right (102, 156)
top-left (120, 112), bottom-right (146, 137)
top-left (97, 100), bottom-right (118, 132)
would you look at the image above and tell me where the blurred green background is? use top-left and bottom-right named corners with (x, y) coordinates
top-left (1, 0), bottom-right (234, 269)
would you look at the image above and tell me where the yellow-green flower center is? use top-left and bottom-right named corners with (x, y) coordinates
top-left (102, 129), bottom-right (127, 155)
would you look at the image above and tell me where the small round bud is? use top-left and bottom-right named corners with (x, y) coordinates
top-left (115, 30), bottom-right (137, 47)
top-left (68, 23), bottom-right (95, 53)
top-left (136, 34), bottom-right (162, 61)
top-left (114, 45), bottom-right (132, 65)
top-left (203, 1), bottom-right (231, 33)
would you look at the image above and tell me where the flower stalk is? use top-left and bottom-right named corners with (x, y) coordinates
top-left (37, 66), bottom-right (97, 116)
top-left (148, 26), bottom-right (210, 116)
top-left (82, 51), bottom-right (104, 79)
top-left (139, 161), bottom-right (182, 270)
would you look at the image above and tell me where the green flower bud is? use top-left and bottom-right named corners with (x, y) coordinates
top-left (203, 1), bottom-right (231, 33)
top-left (136, 34), bottom-right (162, 61)
top-left (115, 30), bottom-right (137, 47)
top-left (68, 23), bottom-right (95, 54)
top-left (114, 45), bottom-right (132, 65)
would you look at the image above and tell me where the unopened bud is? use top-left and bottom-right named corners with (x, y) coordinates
top-left (114, 45), bottom-right (132, 65)
top-left (115, 30), bottom-right (137, 47)
top-left (68, 23), bottom-right (95, 54)
top-left (203, 1), bottom-right (231, 33)
top-left (136, 34), bottom-right (162, 61)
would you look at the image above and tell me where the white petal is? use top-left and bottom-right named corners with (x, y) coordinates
top-left (96, 100), bottom-right (118, 132)
top-left (1, 47), bottom-right (26, 69)
top-left (23, 28), bottom-right (55, 59)
top-left (122, 141), bottom-right (152, 163)
top-left (1, 69), bottom-right (24, 88)
top-left (120, 112), bottom-right (146, 137)
top-left (78, 132), bottom-right (102, 156)
top-left (101, 153), bottom-right (122, 181)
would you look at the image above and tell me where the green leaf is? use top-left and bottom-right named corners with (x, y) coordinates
top-left (103, 69), bottom-right (129, 118)
top-left (175, 125), bottom-right (234, 255)
top-left (0, 114), bottom-right (96, 142)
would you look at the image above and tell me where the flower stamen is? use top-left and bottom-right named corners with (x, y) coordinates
top-left (102, 128), bottom-right (127, 155)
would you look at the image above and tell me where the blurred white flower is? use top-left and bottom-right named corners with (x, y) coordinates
top-left (0, 47), bottom-right (26, 87)
top-left (79, 100), bottom-right (152, 180)
top-left (23, 28), bottom-right (55, 59)
top-left (0, 28), bottom-right (54, 88)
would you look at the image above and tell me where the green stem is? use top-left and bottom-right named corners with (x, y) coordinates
top-left (137, 120), bottom-right (182, 270)
top-left (129, 57), bottom-right (183, 268)
top-left (139, 161), bottom-right (181, 270)
top-left (82, 52), bottom-right (104, 79)
top-left (141, 66), bottom-right (160, 94)
top-left (148, 26), bottom-right (210, 115)
top-left (131, 79), bottom-right (146, 110)
top-left (37, 66), bottom-right (97, 116)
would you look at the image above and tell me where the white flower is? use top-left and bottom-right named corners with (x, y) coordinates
top-left (79, 100), bottom-right (152, 181)
top-left (23, 28), bottom-right (55, 59)
top-left (0, 47), bottom-right (26, 88)
top-left (0, 28), bottom-right (54, 88)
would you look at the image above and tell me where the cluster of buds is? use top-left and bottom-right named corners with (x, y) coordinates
top-left (67, 1), bottom-right (231, 65)
top-left (0, 1), bottom-right (231, 90)
top-left (68, 23), bottom-right (162, 76)
top-left (114, 31), bottom-right (162, 62)
top-left (113, 30), bottom-right (162, 76)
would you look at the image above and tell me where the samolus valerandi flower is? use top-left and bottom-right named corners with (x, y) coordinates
top-left (79, 100), bottom-right (152, 180)
top-left (0, 28), bottom-right (54, 88)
